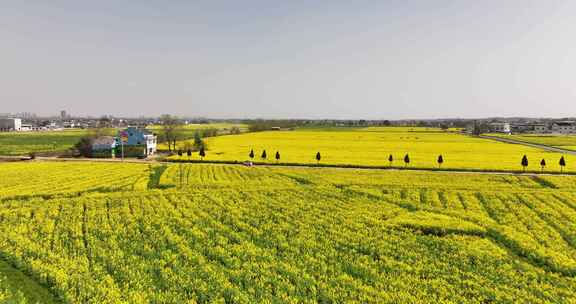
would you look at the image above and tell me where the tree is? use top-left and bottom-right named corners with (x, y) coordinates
top-left (230, 126), bottom-right (241, 134)
top-left (193, 131), bottom-right (204, 151)
top-left (388, 154), bottom-right (394, 167)
top-left (160, 114), bottom-right (182, 152)
top-left (74, 137), bottom-right (93, 157)
top-left (74, 127), bottom-right (109, 157)
top-left (275, 151), bottom-right (280, 162)
top-left (404, 154), bottom-right (410, 167)
top-left (249, 149), bottom-right (255, 159)
top-left (177, 150), bottom-right (183, 157)
top-left (199, 146), bottom-right (206, 160)
top-left (471, 121), bottom-right (490, 136)
top-left (560, 156), bottom-right (566, 173)
top-left (437, 155), bottom-right (444, 168)
top-left (261, 150), bottom-right (267, 161)
top-left (316, 152), bottom-right (321, 164)
top-left (521, 155), bottom-right (528, 172)
top-left (540, 159), bottom-right (546, 173)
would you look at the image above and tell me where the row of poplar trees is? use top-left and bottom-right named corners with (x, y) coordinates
top-left (177, 147), bottom-right (569, 173)
top-left (521, 155), bottom-right (568, 172)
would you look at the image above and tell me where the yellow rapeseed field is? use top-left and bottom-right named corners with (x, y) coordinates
top-left (173, 127), bottom-right (572, 172)
top-left (0, 162), bottom-right (575, 302)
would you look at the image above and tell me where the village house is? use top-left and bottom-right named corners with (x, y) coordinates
top-left (0, 118), bottom-right (22, 132)
top-left (552, 121), bottom-right (576, 134)
top-left (510, 123), bottom-right (548, 134)
top-left (91, 136), bottom-right (117, 158)
top-left (118, 127), bottom-right (157, 157)
top-left (90, 127), bottom-right (157, 158)
top-left (487, 122), bottom-right (511, 134)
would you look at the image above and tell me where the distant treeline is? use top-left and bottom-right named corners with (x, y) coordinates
top-left (239, 119), bottom-right (471, 131)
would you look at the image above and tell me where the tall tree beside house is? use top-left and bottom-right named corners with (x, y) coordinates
top-left (199, 146), bottom-right (205, 160)
top-left (388, 154), bottom-right (394, 167)
top-left (540, 159), bottom-right (546, 173)
top-left (275, 151), bottom-right (280, 162)
top-left (521, 155), bottom-right (529, 172)
top-left (159, 114), bottom-right (182, 152)
top-left (74, 137), bottom-right (93, 157)
top-left (74, 127), bottom-right (109, 157)
top-left (559, 156), bottom-right (566, 173)
top-left (261, 150), bottom-right (267, 161)
top-left (437, 155), bottom-right (444, 168)
top-left (404, 154), bottom-right (410, 167)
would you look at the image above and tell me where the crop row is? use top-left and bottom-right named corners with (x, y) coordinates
top-left (0, 185), bottom-right (575, 302)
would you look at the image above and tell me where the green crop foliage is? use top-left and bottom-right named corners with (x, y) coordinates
top-left (0, 162), bottom-right (576, 302)
top-left (0, 130), bottom-right (90, 156)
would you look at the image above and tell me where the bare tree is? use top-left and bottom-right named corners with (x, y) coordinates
top-left (159, 114), bottom-right (182, 152)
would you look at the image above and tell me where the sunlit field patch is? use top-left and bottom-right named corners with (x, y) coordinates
top-left (172, 127), bottom-right (572, 172)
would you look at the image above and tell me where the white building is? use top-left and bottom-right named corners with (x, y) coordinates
top-left (488, 122), bottom-right (511, 134)
top-left (552, 121), bottom-right (576, 134)
top-left (534, 124), bottom-right (548, 133)
top-left (510, 123), bottom-right (549, 134)
top-left (0, 118), bottom-right (22, 131)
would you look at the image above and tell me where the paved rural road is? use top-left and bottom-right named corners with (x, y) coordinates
top-left (478, 135), bottom-right (576, 155)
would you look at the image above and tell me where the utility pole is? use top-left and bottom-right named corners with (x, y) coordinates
top-left (120, 130), bottom-right (128, 161)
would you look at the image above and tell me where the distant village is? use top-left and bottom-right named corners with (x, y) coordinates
top-left (0, 111), bottom-right (156, 132)
top-left (2, 111), bottom-right (575, 134)
top-left (468, 120), bottom-right (576, 135)
top-left (1, 111), bottom-right (575, 159)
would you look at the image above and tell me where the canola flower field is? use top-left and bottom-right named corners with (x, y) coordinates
top-left (0, 161), bottom-right (576, 303)
top-left (172, 127), bottom-right (573, 173)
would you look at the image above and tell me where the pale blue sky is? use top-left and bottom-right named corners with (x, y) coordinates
top-left (1, 1), bottom-right (575, 119)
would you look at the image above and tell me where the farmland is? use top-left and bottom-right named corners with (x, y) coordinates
top-left (491, 133), bottom-right (576, 151)
top-left (172, 127), bottom-right (572, 172)
top-left (0, 123), bottom-right (247, 157)
top-left (0, 129), bottom-right (89, 156)
top-left (1, 161), bottom-right (576, 303)
top-left (153, 123), bottom-right (248, 151)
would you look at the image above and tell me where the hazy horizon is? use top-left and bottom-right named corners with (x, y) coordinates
top-left (2, 1), bottom-right (576, 119)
